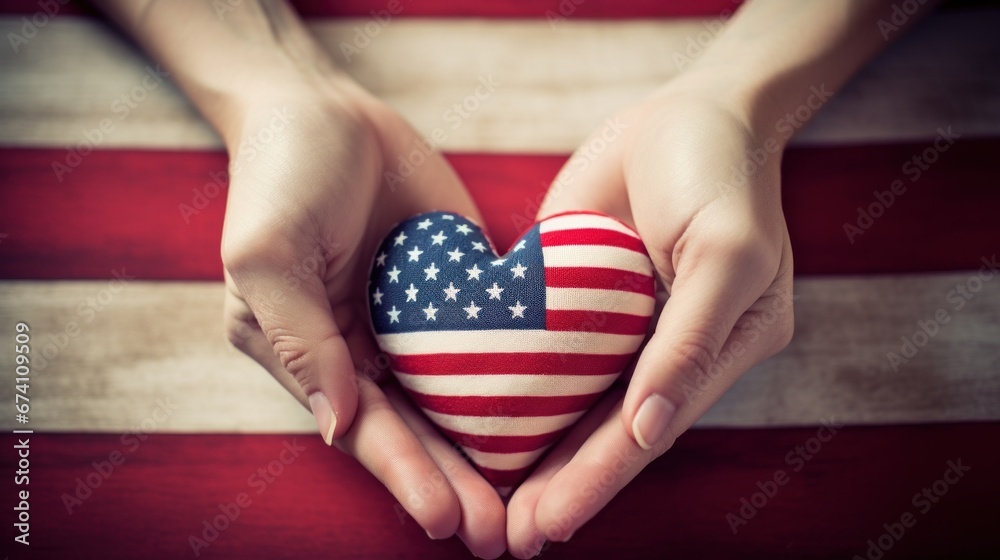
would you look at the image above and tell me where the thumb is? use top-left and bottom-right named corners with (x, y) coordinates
top-left (622, 237), bottom-right (777, 450)
top-left (226, 250), bottom-right (359, 445)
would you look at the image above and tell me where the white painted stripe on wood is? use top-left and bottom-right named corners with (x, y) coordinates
top-left (0, 11), bottom-right (997, 152)
top-left (395, 371), bottom-right (620, 397)
top-left (377, 329), bottom-right (645, 356)
top-left (0, 272), bottom-right (998, 433)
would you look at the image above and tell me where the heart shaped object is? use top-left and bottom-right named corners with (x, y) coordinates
top-left (367, 210), bottom-right (655, 494)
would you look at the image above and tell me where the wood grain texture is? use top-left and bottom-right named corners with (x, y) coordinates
top-left (1, 10), bottom-right (998, 152)
top-left (1, 272), bottom-right (997, 433)
top-left (3, 142), bottom-right (1000, 281)
top-left (1, 427), bottom-right (997, 559)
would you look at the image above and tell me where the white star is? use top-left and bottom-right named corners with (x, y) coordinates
top-left (455, 223), bottom-right (473, 235)
top-left (407, 246), bottom-right (424, 262)
top-left (431, 231), bottom-right (448, 246)
top-left (393, 232), bottom-right (408, 246)
top-left (508, 300), bottom-right (527, 319)
top-left (442, 215), bottom-right (455, 220)
top-left (416, 218), bottom-right (433, 230)
top-left (491, 258), bottom-right (506, 267)
top-left (464, 300), bottom-right (482, 319)
top-left (372, 287), bottom-right (384, 305)
top-left (422, 302), bottom-right (439, 321)
top-left (471, 241), bottom-right (487, 253)
top-left (424, 262), bottom-right (440, 281)
top-left (511, 263), bottom-right (528, 279)
top-left (375, 252), bottom-right (387, 267)
top-left (387, 266), bottom-right (401, 283)
top-left (443, 282), bottom-right (460, 301)
top-left (387, 306), bottom-right (401, 323)
top-left (486, 282), bottom-right (504, 300)
top-left (466, 264), bottom-right (484, 281)
top-left (447, 248), bottom-right (465, 262)
top-left (405, 283), bottom-right (419, 302)
top-left (513, 240), bottom-right (527, 252)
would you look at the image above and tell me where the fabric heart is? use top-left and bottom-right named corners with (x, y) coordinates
top-left (367, 210), bottom-right (655, 495)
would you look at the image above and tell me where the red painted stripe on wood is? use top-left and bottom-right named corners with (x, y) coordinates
top-left (409, 390), bottom-right (600, 417)
top-left (391, 353), bottom-right (630, 375)
top-left (546, 309), bottom-right (651, 335)
top-left (0, 0), bottom-right (986, 18)
top-left (1, 141), bottom-right (999, 280)
top-left (540, 228), bottom-right (647, 253)
top-left (1, 425), bottom-right (997, 558)
top-left (0, 0), bottom-right (745, 19)
top-left (544, 267), bottom-right (656, 294)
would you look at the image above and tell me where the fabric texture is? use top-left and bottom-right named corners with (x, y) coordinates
top-left (368, 210), bottom-right (656, 493)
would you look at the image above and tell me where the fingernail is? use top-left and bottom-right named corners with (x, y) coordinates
top-left (308, 392), bottom-right (336, 446)
top-left (633, 393), bottom-right (675, 450)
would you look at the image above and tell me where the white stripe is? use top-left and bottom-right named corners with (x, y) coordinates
top-left (462, 446), bottom-right (550, 472)
top-left (423, 410), bottom-right (585, 437)
top-left (395, 371), bottom-right (620, 397)
top-left (543, 245), bottom-right (654, 276)
top-left (377, 330), bottom-right (644, 356)
top-left (546, 286), bottom-right (655, 316)
top-left (540, 213), bottom-right (640, 238)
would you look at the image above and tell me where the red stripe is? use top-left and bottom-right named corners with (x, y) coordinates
top-left (546, 310), bottom-right (652, 335)
top-left (540, 228), bottom-right (647, 253)
top-left (407, 391), bottom-right (603, 417)
top-left (437, 427), bottom-right (572, 453)
top-left (3, 141), bottom-right (1000, 280)
top-left (0, 0), bottom-right (746, 19)
top-left (390, 352), bottom-right (630, 375)
top-left (4, 426), bottom-right (997, 557)
top-left (474, 464), bottom-right (537, 489)
top-left (544, 267), bottom-right (655, 294)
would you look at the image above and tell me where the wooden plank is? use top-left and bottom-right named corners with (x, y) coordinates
top-left (1, 11), bottom-right (998, 152)
top-left (1, 426), bottom-right (996, 558)
top-left (1, 272), bottom-right (998, 433)
top-left (2, 142), bottom-right (999, 281)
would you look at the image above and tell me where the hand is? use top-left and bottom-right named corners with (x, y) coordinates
top-left (220, 75), bottom-right (506, 557)
top-left (506, 84), bottom-right (794, 556)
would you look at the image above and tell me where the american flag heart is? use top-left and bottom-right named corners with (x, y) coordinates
top-left (367, 210), bottom-right (656, 494)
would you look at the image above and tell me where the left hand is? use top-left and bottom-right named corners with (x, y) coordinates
top-left (506, 83), bottom-right (795, 557)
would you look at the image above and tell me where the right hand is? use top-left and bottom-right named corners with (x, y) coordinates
top-left (220, 75), bottom-right (506, 558)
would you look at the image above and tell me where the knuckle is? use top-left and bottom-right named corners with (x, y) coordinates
top-left (268, 329), bottom-right (315, 379)
top-left (667, 333), bottom-right (721, 380)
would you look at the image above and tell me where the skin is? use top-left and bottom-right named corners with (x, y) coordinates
top-left (91, 1), bottom-right (934, 557)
